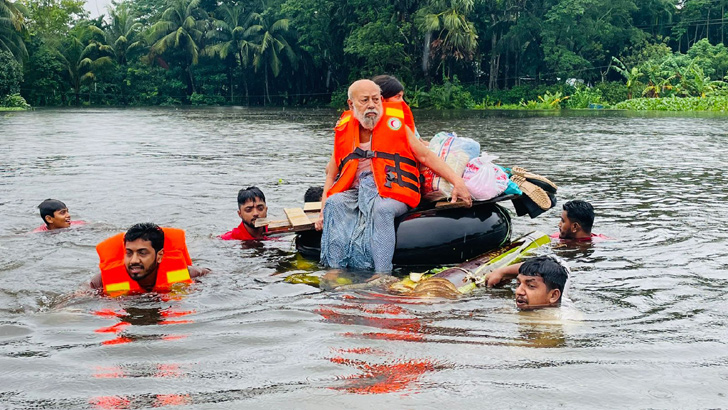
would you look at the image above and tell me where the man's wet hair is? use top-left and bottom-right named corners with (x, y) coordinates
top-left (237, 186), bottom-right (265, 207)
top-left (563, 200), bottom-right (594, 233)
top-left (519, 256), bottom-right (569, 302)
top-left (38, 199), bottom-right (67, 225)
top-left (125, 223), bottom-right (164, 253)
top-left (304, 186), bottom-right (323, 202)
top-left (372, 75), bottom-right (404, 99)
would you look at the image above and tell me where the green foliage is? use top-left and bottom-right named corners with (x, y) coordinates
top-left (343, 20), bottom-right (409, 77)
top-left (521, 91), bottom-right (568, 110)
top-left (614, 95), bottom-right (728, 112)
top-left (22, 37), bottom-right (66, 105)
top-left (189, 91), bottom-right (224, 105)
top-left (328, 86), bottom-right (347, 109)
top-left (22, 0), bottom-right (87, 37)
top-left (7, 0), bottom-right (728, 110)
top-left (566, 86), bottom-right (603, 109)
top-left (418, 76), bottom-right (474, 109)
top-left (0, 49), bottom-right (22, 95)
top-left (1, 0), bottom-right (28, 61)
top-left (594, 81), bottom-right (629, 105)
top-left (1, 92), bottom-right (30, 108)
top-left (465, 83), bottom-right (576, 106)
top-left (686, 39), bottom-right (728, 80)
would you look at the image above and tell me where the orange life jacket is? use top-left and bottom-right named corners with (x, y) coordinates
top-left (96, 227), bottom-right (193, 297)
top-left (329, 101), bottom-right (421, 208)
top-left (335, 101), bottom-right (416, 138)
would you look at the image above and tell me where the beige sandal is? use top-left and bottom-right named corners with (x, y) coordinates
top-left (511, 175), bottom-right (552, 210)
top-left (511, 166), bottom-right (558, 191)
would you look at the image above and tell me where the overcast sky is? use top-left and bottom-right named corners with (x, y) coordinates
top-left (84, 0), bottom-right (113, 18)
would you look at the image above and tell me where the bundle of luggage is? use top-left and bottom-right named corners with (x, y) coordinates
top-left (420, 132), bottom-right (558, 218)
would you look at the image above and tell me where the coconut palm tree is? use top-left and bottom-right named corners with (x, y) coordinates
top-left (55, 24), bottom-right (113, 105)
top-left (205, 3), bottom-right (262, 103)
top-left (0, 0), bottom-right (27, 61)
top-left (147, 0), bottom-right (208, 94)
top-left (104, 3), bottom-right (144, 66)
top-left (251, 14), bottom-right (296, 105)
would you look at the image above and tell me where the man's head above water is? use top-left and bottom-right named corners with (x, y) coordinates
top-left (123, 222), bottom-right (165, 282)
top-left (558, 200), bottom-right (594, 239)
top-left (38, 198), bottom-right (71, 229)
top-left (347, 79), bottom-right (383, 130)
top-left (515, 256), bottom-right (569, 310)
top-left (237, 186), bottom-right (267, 231)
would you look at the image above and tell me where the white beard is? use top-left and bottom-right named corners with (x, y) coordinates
top-left (354, 106), bottom-right (381, 130)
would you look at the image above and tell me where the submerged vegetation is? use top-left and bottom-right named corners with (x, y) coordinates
top-left (1, 0), bottom-right (728, 111)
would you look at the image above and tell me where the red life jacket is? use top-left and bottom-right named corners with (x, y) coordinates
top-left (328, 101), bottom-right (421, 208)
top-left (96, 228), bottom-right (193, 297)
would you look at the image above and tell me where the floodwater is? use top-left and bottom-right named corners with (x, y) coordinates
top-left (1, 107), bottom-right (727, 408)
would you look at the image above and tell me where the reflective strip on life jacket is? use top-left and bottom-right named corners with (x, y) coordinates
top-left (97, 228), bottom-right (193, 297)
top-left (166, 268), bottom-right (191, 284)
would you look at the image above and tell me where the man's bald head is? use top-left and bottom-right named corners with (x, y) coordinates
top-left (347, 79), bottom-right (383, 130)
top-left (348, 79), bottom-right (381, 100)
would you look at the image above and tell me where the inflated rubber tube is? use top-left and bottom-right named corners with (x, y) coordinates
top-left (295, 202), bottom-right (512, 267)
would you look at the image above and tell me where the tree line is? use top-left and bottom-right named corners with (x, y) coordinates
top-left (1, 0), bottom-right (728, 108)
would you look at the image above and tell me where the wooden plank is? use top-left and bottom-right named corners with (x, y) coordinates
top-left (303, 201), bottom-right (322, 212)
top-left (434, 200), bottom-right (472, 210)
top-left (285, 208), bottom-right (313, 228)
top-left (254, 213), bottom-right (318, 234)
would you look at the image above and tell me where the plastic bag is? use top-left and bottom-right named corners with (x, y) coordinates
top-left (421, 132), bottom-right (480, 201)
top-left (463, 153), bottom-right (510, 200)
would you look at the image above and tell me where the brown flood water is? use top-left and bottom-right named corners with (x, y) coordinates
top-left (1, 107), bottom-right (727, 408)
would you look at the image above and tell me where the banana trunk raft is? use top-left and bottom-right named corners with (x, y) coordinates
top-left (286, 232), bottom-right (551, 298)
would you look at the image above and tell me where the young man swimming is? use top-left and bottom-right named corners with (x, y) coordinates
top-left (220, 187), bottom-right (268, 240)
top-left (34, 199), bottom-right (84, 232)
top-left (555, 200), bottom-right (606, 241)
top-left (485, 256), bottom-right (570, 310)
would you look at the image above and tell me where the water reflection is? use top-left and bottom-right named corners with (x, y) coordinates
top-left (318, 294), bottom-right (443, 394)
top-left (94, 302), bottom-right (194, 345)
top-left (1, 108), bottom-right (728, 407)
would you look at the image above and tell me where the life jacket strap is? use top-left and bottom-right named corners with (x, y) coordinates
top-left (338, 147), bottom-right (418, 172)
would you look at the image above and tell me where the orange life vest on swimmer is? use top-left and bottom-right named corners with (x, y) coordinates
top-left (329, 100), bottom-right (421, 208)
top-left (96, 227), bottom-right (193, 297)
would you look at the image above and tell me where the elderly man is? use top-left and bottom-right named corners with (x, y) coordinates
top-left (315, 79), bottom-right (471, 273)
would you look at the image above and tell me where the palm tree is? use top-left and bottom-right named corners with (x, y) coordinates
top-left (251, 14), bottom-right (296, 105)
top-left (417, 0), bottom-right (478, 79)
top-left (0, 0), bottom-right (27, 61)
top-left (147, 0), bottom-right (208, 95)
top-left (55, 24), bottom-right (113, 105)
top-left (205, 3), bottom-right (262, 103)
top-left (104, 3), bottom-right (144, 66)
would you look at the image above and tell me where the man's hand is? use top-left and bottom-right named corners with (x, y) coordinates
top-left (485, 268), bottom-right (506, 287)
top-left (450, 181), bottom-right (472, 206)
top-left (485, 263), bottom-right (522, 287)
top-left (189, 266), bottom-right (211, 278)
top-left (315, 211), bottom-right (324, 231)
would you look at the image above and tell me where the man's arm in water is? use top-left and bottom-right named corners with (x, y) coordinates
top-left (88, 266), bottom-right (210, 290)
top-left (485, 263), bottom-right (523, 287)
